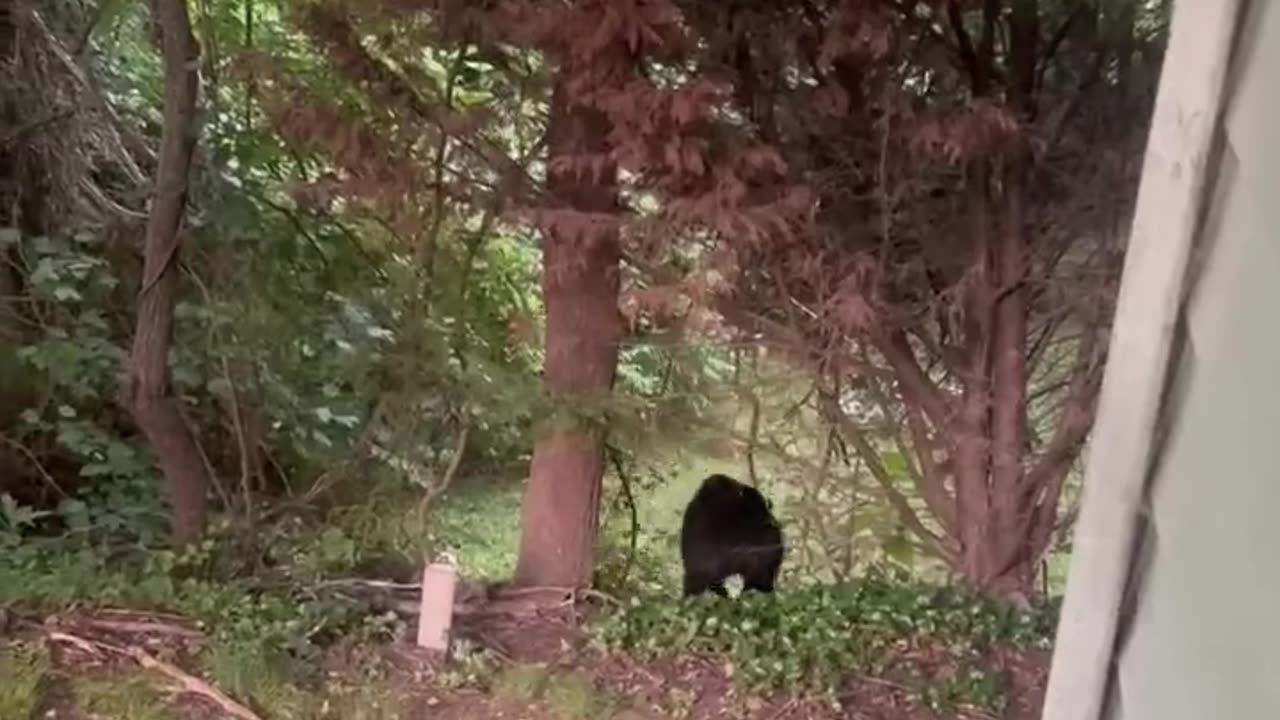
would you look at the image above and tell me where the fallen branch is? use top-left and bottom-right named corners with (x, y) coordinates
top-left (767, 696), bottom-right (800, 720)
top-left (47, 630), bottom-right (99, 656)
top-left (317, 577), bottom-right (422, 591)
top-left (45, 630), bottom-right (262, 720)
top-left (80, 618), bottom-right (203, 639)
top-left (126, 645), bottom-right (263, 720)
top-left (91, 608), bottom-right (192, 623)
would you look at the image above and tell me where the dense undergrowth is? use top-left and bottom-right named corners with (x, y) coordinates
top-left (595, 571), bottom-right (1058, 713)
top-left (2, 480), bottom-right (1058, 717)
top-left (1, 495), bottom-right (408, 702)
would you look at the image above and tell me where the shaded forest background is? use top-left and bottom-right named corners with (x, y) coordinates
top-left (0, 0), bottom-right (1169, 717)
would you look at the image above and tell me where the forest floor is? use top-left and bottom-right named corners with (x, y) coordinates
top-left (0, 597), bottom-right (1050, 720)
top-left (0, 453), bottom-right (1055, 720)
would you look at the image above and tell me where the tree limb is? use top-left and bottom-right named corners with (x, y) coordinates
top-left (122, 0), bottom-right (211, 546)
top-left (819, 390), bottom-right (956, 562)
top-left (875, 329), bottom-right (955, 433)
top-left (854, 351), bottom-right (959, 536)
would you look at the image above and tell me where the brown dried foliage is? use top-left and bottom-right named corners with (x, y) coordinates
top-left (247, 0), bottom-right (1164, 595)
top-left (648, 0), bottom-right (1160, 595)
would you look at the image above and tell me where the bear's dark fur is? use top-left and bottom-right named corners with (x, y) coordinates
top-left (678, 473), bottom-right (785, 597)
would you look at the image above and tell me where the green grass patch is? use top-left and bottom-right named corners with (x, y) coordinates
top-left (0, 641), bottom-right (52, 720)
top-left (431, 481), bottom-right (525, 579)
top-left (543, 671), bottom-right (609, 720)
top-left (492, 664), bottom-right (609, 720)
top-left (232, 676), bottom-right (408, 720)
top-left (74, 671), bottom-right (171, 720)
top-left (492, 662), bottom-right (550, 703)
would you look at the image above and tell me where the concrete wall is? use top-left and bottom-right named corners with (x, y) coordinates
top-left (1104, 3), bottom-right (1280, 718)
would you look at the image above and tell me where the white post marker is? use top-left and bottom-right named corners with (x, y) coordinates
top-left (417, 560), bottom-right (458, 652)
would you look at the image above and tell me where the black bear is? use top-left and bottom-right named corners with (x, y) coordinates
top-left (679, 473), bottom-right (785, 597)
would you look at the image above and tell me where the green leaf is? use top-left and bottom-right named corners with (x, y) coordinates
top-left (91, 0), bottom-right (136, 43)
top-left (53, 285), bottom-right (82, 302)
top-left (30, 236), bottom-right (57, 255)
top-left (80, 462), bottom-right (113, 477)
top-left (881, 449), bottom-right (909, 479)
top-left (883, 534), bottom-right (916, 567)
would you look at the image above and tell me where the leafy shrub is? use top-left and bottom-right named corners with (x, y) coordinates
top-left (0, 496), bottom-right (397, 700)
top-left (591, 567), bottom-right (1059, 712)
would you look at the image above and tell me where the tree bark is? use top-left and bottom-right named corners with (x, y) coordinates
top-left (985, 171), bottom-right (1033, 592)
top-left (513, 78), bottom-right (622, 588)
top-left (982, 0), bottom-right (1040, 593)
top-left (1, 0), bottom-right (22, 346)
top-left (1, 0), bottom-right (45, 433)
top-left (122, 0), bottom-right (210, 547)
top-left (861, 0), bottom-right (1059, 596)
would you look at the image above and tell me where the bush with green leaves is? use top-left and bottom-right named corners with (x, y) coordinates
top-left (0, 494), bottom-right (407, 701)
top-left (591, 567), bottom-right (1059, 713)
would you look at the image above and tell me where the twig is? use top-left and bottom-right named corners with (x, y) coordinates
top-left (185, 265), bottom-right (255, 520)
top-left (78, 176), bottom-right (148, 219)
top-left (492, 585), bottom-right (577, 599)
top-left (827, 408), bottom-right (952, 563)
top-left (92, 608), bottom-right (192, 623)
top-left (318, 577), bottom-right (423, 590)
top-left (744, 354), bottom-right (762, 488)
top-left (604, 442), bottom-right (639, 588)
top-left (767, 696), bottom-right (799, 720)
top-left (575, 588), bottom-right (620, 606)
top-left (252, 195), bottom-right (335, 273)
top-left (416, 421), bottom-right (470, 521)
top-left (0, 434), bottom-right (70, 499)
top-left (485, 585), bottom-right (619, 609)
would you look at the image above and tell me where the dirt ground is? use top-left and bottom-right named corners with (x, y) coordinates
top-left (0, 598), bottom-right (1049, 720)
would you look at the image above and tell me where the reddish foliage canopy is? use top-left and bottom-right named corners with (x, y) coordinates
top-left (253, 0), bottom-right (1167, 594)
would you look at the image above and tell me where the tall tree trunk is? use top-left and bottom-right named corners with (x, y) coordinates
top-left (983, 0), bottom-right (1040, 594)
top-left (122, 0), bottom-right (210, 547)
top-left (860, 0), bottom-right (1059, 598)
top-left (1, 0), bottom-right (43, 435)
top-left (985, 172), bottom-right (1032, 592)
top-left (1, 0), bottom-right (22, 347)
top-left (954, 166), bottom-right (995, 582)
top-left (513, 79), bottom-right (622, 588)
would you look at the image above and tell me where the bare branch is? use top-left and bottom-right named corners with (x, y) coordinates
top-left (875, 329), bottom-right (955, 432)
top-left (819, 390), bottom-right (956, 562)
top-left (855, 352), bottom-right (959, 536)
